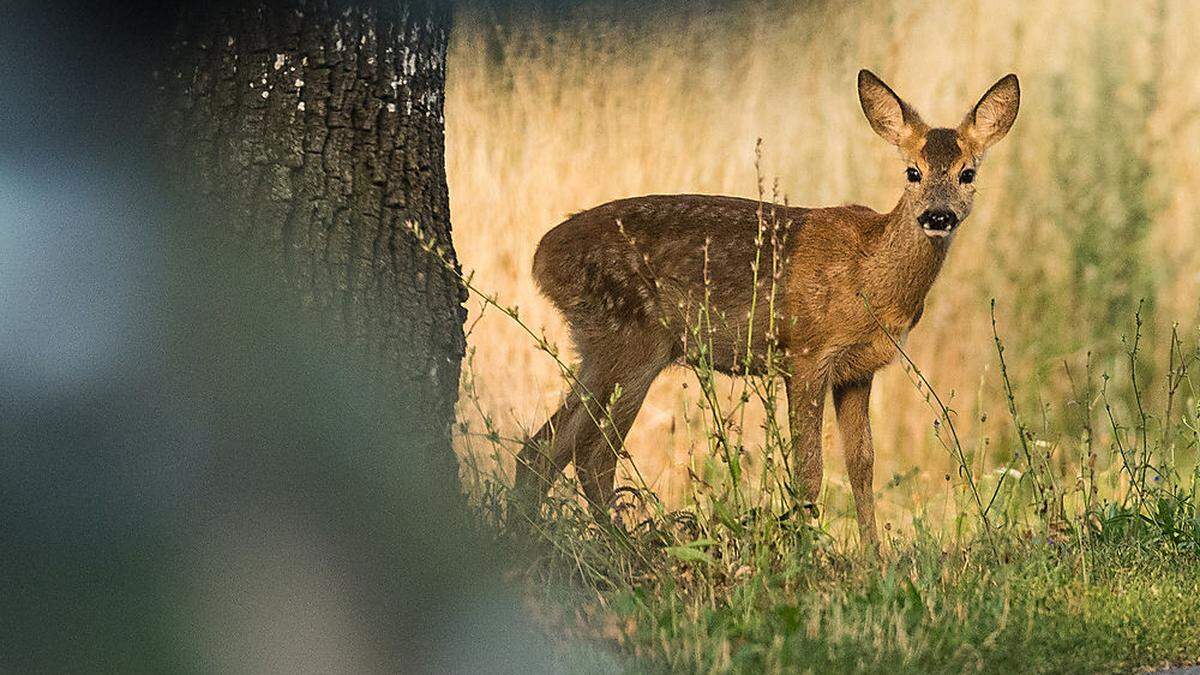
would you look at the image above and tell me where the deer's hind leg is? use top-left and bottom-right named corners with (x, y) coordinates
top-left (511, 388), bottom-right (586, 524)
top-left (573, 346), bottom-right (668, 520)
top-left (510, 331), bottom-right (672, 524)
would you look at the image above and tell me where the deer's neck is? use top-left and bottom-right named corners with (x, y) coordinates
top-left (867, 196), bottom-right (950, 321)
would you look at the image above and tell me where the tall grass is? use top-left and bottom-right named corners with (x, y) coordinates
top-left (445, 0), bottom-right (1200, 528)
top-left (438, 2), bottom-right (1200, 668)
top-left (427, 155), bottom-right (1200, 671)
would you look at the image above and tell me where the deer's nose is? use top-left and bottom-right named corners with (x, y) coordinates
top-left (918, 209), bottom-right (958, 231)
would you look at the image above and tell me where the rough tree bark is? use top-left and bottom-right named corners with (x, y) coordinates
top-left (157, 1), bottom-right (467, 487)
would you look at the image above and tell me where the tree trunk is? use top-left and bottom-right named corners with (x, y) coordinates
top-left (157, 1), bottom-right (466, 487)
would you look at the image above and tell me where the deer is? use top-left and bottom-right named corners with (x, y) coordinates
top-left (511, 70), bottom-right (1019, 547)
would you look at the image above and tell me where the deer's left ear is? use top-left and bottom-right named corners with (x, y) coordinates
top-left (960, 74), bottom-right (1020, 151)
top-left (858, 69), bottom-right (926, 147)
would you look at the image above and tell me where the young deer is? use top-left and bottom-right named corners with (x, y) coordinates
top-left (512, 70), bottom-right (1019, 545)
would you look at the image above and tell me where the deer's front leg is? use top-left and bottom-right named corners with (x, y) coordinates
top-left (785, 359), bottom-right (827, 515)
top-left (833, 377), bottom-right (878, 549)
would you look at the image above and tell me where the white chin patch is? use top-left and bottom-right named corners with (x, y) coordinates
top-left (922, 227), bottom-right (954, 239)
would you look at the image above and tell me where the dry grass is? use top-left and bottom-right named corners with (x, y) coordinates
top-left (444, 0), bottom-right (1200, 530)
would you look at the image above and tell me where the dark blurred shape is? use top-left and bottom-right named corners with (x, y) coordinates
top-left (0, 2), bottom-right (613, 672)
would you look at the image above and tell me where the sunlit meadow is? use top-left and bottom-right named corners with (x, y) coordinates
top-left (446, 0), bottom-right (1200, 536)
top-left (436, 2), bottom-right (1200, 670)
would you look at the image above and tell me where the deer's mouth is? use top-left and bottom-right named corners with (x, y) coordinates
top-left (917, 210), bottom-right (959, 238)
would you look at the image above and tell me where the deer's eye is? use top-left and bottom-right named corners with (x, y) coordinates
top-left (959, 168), bottom-right (976, 184)
top-left (906, 167), bottom-right (921, 183)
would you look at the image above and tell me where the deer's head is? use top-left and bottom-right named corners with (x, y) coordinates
top-left (858, 70), bottom-right (1019, 239)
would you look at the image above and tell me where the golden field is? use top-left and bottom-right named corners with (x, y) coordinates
top-left (444, 0), bottom-right (1200, 531)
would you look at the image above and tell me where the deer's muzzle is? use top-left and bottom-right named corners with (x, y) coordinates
top-left (917, 209), bottom-right (958, 237)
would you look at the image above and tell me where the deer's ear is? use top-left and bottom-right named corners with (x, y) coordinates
top-left (858, 69), bottom-right (925, 147)
top-left (960, 74), bottom-right (1020, 151)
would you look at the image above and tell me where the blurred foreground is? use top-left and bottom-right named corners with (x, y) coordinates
top-left (0, 4), bottom-right (602, 672)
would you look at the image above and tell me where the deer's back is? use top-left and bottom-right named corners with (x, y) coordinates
top-left (533, 194), bottom-right (809, 372)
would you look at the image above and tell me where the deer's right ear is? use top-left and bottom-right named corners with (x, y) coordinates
top-left (858, 69), bottom-right (925, 147)
top-left (959, 74), bottom-right (1020, 152)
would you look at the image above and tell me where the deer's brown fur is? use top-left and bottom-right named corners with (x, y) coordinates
top-left (512, 70), bottom-right (1020, 546)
